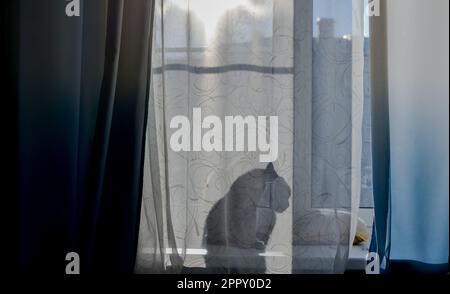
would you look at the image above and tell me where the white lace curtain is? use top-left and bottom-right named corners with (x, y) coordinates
top-left (136, 0), bottom-right (366, 274)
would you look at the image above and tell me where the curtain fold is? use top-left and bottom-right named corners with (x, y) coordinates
top-left (16, 0), bottom-right (155, 273)
top-left (368, 0), bottom-right (391, 271)
top-left (137, 0), bottom-right (366, 274)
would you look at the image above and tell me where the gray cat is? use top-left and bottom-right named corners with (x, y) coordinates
top-left (203, 163), bottom-right (291, 274)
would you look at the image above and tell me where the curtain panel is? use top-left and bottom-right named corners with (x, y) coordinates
top-left (137, 0), bottom-right (366, 274)
top-left (370, 0), bottom-right (449, 274)
top-left (15, 0), bottom-right (155, 273)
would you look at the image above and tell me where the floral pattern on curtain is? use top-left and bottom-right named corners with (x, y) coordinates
top-left (136, 0), bottom-right (366, 274)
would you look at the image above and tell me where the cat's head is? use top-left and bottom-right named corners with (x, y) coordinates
top-left (229, 163), bottom-right (291, 213)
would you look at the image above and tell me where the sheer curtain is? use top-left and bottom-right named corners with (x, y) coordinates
top-left (136, 0), bottom-right (366, 274)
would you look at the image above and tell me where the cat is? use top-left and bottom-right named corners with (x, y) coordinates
top-left (203, 163), bottom-right (291, 274)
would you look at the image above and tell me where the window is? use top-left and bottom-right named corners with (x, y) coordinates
top-left (138, 0), bottom-right (375, 274)
top-left (311, 0), bottom-right (374, 210)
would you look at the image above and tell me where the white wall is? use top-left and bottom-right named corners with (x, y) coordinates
top-left (386, 0), bottom-right (449, 263)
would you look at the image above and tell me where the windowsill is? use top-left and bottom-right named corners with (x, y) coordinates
top-left (348, 208), bottom-right (373, 271)
top-left (347, 242), bottom-right (370, 271)
top-left (140, 209), bottom-right (374, 272)
top-left (142, 242), bottom-right (371, 272)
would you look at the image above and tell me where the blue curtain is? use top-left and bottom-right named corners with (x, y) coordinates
top-left (370, 0), bottom-right (449, 274)
top-left (9, 0), bottom-right (154, 273)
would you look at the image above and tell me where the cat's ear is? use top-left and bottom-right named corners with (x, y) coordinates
top-left (265, 163), bottom-right (277, 176)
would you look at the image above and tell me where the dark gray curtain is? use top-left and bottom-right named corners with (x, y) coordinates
top-left (10, 0), bottom-right (154, 273)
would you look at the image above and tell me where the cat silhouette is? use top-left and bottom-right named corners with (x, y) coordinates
top-left (203, 163), bottom-right (291, 274)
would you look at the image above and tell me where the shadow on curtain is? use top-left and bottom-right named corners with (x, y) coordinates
top-left (136, 0), bottom-right (366, 274)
